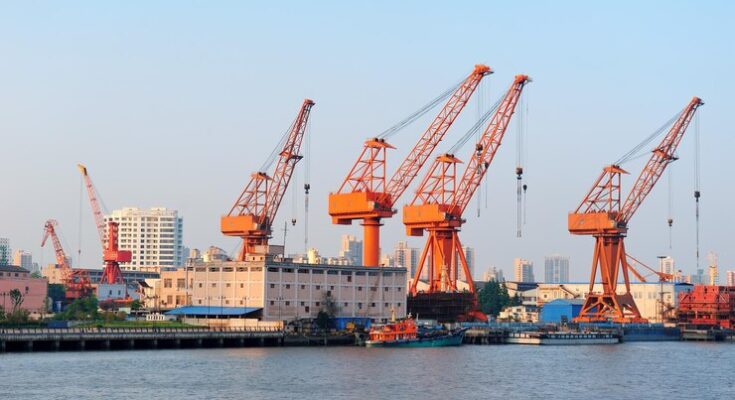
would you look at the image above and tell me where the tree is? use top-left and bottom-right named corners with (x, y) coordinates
top-left (130, 300), bottom-right (142, 311)
top-left (477, 281), bottom-right (512, 316)
top-left (9, 288), bottom-right (24, 313)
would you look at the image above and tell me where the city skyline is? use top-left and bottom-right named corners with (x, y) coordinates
top-left (1, 2), bottom-right (733, 282)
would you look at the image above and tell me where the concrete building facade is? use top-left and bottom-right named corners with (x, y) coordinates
top-left (457, 246), bottom-right (475, 282)
top-left (514, 258), bottom-right (535, 283)
top-left (139, 268), bottom-right (190, 310)
top-left (394, 241), bottom-right (419, 280)
top-left (0, 265), bottom-right (48, 314)
top-left (187, 259), bottom-right (407, 322)
top-left (544, 255), bottom-right (569, 283)
top-left (339, 235), bottom-right (363, 266)
top-left (106, 207), bottom-right (184, 267)
top-left (726, 270), bottom-right (735, 287)
top-left (12, 250), bottom-right (33, 271)
top-left (0, 238), bottom-right (10, 266)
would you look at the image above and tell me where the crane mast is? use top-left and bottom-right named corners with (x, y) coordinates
top-left (403, 75), bottom-right (530, 295)
top-left (568, 97), bottom-right (703, 323)
top-left (221, 99), bottom-right (315, 261)
top-left (329, 64), bottom-right (491, 266)
top-left (77, 164), bottom-right (131, 286)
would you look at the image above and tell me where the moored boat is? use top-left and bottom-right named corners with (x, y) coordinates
top-left (506, 331), bottom-right (620, 345)
top-left (365, 316), bottom-right (467, 348)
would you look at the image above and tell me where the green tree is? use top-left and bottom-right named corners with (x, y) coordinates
top-left (130, 299), bottom-right (142, 311)
top-left (9, 288), bottom-right (24, 313)
top-left (477, 281), bottom-right (512, 316)
top-left (56, 296), bottom-right (99, 321)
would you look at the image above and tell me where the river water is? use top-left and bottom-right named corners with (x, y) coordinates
top-left (1, 342), bottom-right (733, 399)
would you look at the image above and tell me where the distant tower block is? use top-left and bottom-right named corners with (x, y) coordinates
top-left (708, 251), bottom-right (719, 286)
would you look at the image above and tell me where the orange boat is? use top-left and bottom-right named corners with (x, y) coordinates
top-left (365, 313), bottom-right (466, 348)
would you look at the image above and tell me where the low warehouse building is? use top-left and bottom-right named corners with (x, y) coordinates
top-left (540, 299), bottom-right (584, 323)
top-left (184, 256), bottom-right (407, 324)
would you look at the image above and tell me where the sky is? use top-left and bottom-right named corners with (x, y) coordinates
top-left (1, 1), bottom-right (733, 281)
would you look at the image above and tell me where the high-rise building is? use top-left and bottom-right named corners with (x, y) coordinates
top-left (12, 250), bottom-right (33, 271)
top-left (106, 207), bottom-right (184, 267)
top-left (380, 253), bottom-right (394, 267)
top-left (514, 258), bottom-right (534, 283)
top-left (394, 241), bottom-right (420, 279)
top-left (0, 238), bottom-right (10, 266)
top-left (726, 271), bottom-right (735, 287)
top-left (339, 235), bottom-right (363, 266)
top-left (659, 256), bottom-right (675, 275)
top-left (483, 266), bottom-right (505, 282)
top-left (457, 246), bottom-right (475, 282)
top-left (544, 254), bottom-right (569, 283)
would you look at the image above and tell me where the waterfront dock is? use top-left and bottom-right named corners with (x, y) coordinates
top-left (0, 327), bottom-right (286, 352)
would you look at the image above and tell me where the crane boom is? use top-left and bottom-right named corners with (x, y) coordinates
top-left (451, 75), bottom-right (530, 215)
top-left (568, 97), bottom-right (703, 323)
top-left (620, 97), bottom-right (703, 224)
top-left (42, 220), bottom-right (70, 270)
top-left (222, 99), bottom-right (315, 260)
top-left (42, 219), bottom-right (93, 300)
top-left (403, 75), bottom-right (530, 297)
top-left (384, 65), bottom-right (492, 206)
top-left (77, 164), bottom-right (107, 248)
top-left (329, 64), bottom-right (491, 266)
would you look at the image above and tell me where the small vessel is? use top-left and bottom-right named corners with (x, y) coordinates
top-left (506, 331), bottom-right (620, 345)
top-left (365, 313), bottom-right (467, 348)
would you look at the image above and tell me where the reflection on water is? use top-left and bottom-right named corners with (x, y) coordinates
top-left (0, 343), bottom-right (733, 400)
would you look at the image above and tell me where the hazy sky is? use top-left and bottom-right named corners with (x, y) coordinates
top-left (1, 1), bottom-right (733, 281)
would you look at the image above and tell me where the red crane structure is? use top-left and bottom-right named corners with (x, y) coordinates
top-left (329, 65), bottom-right (491, 266)
top-left (569, 96), bottom-right (703, 323)
top-left (41, 219), bottom-right (93, 300)
top-left (78, 164), bottom-right (131, 286)
top-left (221, 99), bottom-right (315, 261)
top-left (403, 75), bottom-right (530, 295)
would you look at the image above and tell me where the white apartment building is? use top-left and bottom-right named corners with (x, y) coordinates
top-left (514, 258), bottom-right (535, 283)
top-left (106, 207), bottom-right (184, 267)
top-left (725, 270), bottom-right (735, 287)
top-left (544, 254), bottom-right (570, 283)
top-left (188, 259), bottom-right (407, 322)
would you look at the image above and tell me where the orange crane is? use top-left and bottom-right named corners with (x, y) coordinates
top-left (329, 65), bottom-right (491, 266)
top-left (41, 219), bottom-right (93, 300)
top-left (403, 75), bottom-right (530, 295)
top-left (221, 99), bottom-right (315, 260)
top-left (569, 97), bottom-right (703, 323)
top-left (78, 164), bottom-right (131, 286)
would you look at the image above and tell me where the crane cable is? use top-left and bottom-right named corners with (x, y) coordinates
top-left (304, 115), bottom-right (312, 253)
top-left (615, 109), bottom-right (682, 166)
top-left (516, 90), bottom-right (527, 238)
top-left (667, 168), bottom-right (673, 249)
top-left (378, 78), bottom-right (463, 140)
top-left (694, 111), bottom-right (701, 273)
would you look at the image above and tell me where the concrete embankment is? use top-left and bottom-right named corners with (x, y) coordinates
top-left (0, 327), bottom-right (355, 353)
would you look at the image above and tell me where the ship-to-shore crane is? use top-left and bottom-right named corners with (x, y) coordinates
top-left (41, 219), bottom-right (93, 300)
top-left (78, 164), bottom-right (131, 286)
top-left (329, 65), bottom-right (491, 266)
top-left (403, 75), bottom-right (530, 295)
top-left (569, 97), bottom-right (703, 323)
top-left (221, 99), bottom-right (315, 261)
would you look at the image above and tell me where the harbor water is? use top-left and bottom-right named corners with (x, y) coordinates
top-left (1, 342), bottom-right (733, 399)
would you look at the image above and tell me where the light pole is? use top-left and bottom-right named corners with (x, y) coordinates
top-left (277, 296), bottom-right (284, 328)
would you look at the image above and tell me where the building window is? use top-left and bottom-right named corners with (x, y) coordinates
top-left (300, 284), bottom-right (306, 289)
top-left (397, 287), bottom-right (402, 292)
top-left (344, 302), bottom-right (348, 307)
top-left (270, 301), bottom-right (275, 306)
top-left (315, 285), bottom-right (321, 290)
top-left (211, 283), bottom-right (217, 288)
top-left (371, 302), bottom-right (376, 307)
top-left (357, 303), bottom-right (363, 309)
top-left (315, 302), bottom-right (321, 307)
top-left (177, 279), bottom-right (185, 288)
top-left (270, 284), bottom-right (275, 288)
top-left (198, 299), bottom-right (202, 304)
top-left (285, 301), bottom-right (290, 306)
top-left (198, 283), bottom-right (203, 288)
top-left (300, 301), bottom-right (305, 306)
top-left (305, 306), bottom-right (310, 313)
top-left (285, 284), bottom-right (291, 289)
top-left (226, 283), bottom-right (231, 288)
top-left (384, 287), bottom-right (389, 292)
top-left (357, 287), bottom-right (363, 291)
top-left (384, 303), bottom-right (389, 307)
top-left (240, 283), bottom-right (244, 288)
